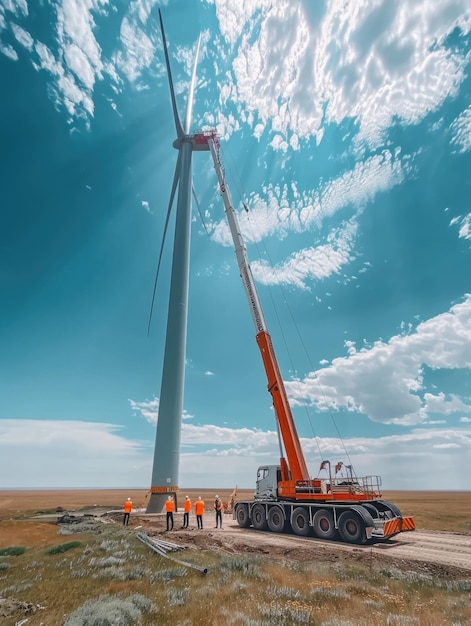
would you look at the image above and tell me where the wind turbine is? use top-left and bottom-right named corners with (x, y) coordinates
top-left (146, 11), bottom-right (209, 513)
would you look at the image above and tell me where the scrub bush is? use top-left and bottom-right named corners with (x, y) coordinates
top-left (62, 593), bottom-right (157, 626)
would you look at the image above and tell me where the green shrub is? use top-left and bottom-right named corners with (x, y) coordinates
top-left (47, 541), bottom-right (82, 555)
top-left (0, 546), bottom-right (25, 556)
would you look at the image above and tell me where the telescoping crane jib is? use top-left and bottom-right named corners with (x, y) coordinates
top-left (202, 131), bottom-right (414, 545)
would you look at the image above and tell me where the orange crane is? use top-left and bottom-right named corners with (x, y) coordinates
top-left (205, 133), bottom-right (415, 544)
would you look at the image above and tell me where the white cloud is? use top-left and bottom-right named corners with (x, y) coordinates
top-left (129, 398), bottom-right (193, 426)
top-left (212, 149), bottom-right (410, 246)
top-left (450, 213), bottom-right (471, 241)
top-left (10, 22), bottom-right (33, 51)
top-left (211, 0), bottom-right (471, 149)
top-left (424, 392), bottom-right (471, 416)
top-left (0, 419), bottom-right (150, 489)
top-left (64, 42), bottom-right (97, 90)
top-left (317, 1), bottom-right (470, 148)
top-left (251, 220), bottom-right (358, 289)
top-left (1, 0), bottom-right (28, 18)
top-left (450, 105), bottom-right (471, 153)
top-left (141, 200), bottom-right (152, 214)
top-left (33, 41), bottom-right (95, 117)
top-left (286, 295), bottom-right (471, 425)
top-left (56, 0), bottom-right (105, 77)
top-left (0, 41), bottom-right (17, 60)
top-left (1, 418), bottom-right (469, 489)
top-left (129, 397), bottom-right (159, 426)
top-left (209, 149), bottom-right (411, 287)
top-left (113, 15), bottom-right (157, 84)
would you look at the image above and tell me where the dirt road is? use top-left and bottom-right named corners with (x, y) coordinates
top-left (370, 529), bottom-right (471, 571)
top-left (137, 511), bottom-right (471, 575)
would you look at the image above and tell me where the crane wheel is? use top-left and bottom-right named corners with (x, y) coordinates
top-left (267, 506), bottom-right (286, 533)
top-left (338, 510), bottom-right (366, 544)
top-left (235, 504), bottom-right (251, 528)
top-left (313, 509), bottom-right (336, 540)
top-left (251, 503), bottom-right (268, 530)
top-left (291, 507), bottom-right (311, 536)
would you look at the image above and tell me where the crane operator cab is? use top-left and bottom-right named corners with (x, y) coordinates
top-left (255, 465), bottom-right (281, 500)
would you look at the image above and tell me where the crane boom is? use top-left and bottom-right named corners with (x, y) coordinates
top-left (208, 137), bottom-right (310, 483)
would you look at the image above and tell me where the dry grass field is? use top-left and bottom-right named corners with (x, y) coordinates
top-left (0, 489), bottom-right (470, 626)
top-left (380, 490), bottom-right (471, 534)
top-left (2, 488), bottom-right (470, 533)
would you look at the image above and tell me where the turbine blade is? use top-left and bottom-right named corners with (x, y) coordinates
top-left (147, 152), bottom-right (181, 336)
top-left (158, 9), bottom-right (184, 140)
top-left (184, 33), bottom-right (202, 135)
top-left (192, 182), bottom-right (209, 235)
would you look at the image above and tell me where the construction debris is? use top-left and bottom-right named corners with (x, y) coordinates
top-left (136, 532), bottom-right (208, 575)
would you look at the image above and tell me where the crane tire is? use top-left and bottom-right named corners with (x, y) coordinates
top-left (235, 504), bottom-right (251, 528)
top-left (251, 503), bottom-right (268, 530)
top-left (291, 507), bottom-right (311, 536)
top-left (338, 510), bottom-right (366, 544)
top-left (313, 508), bottom-right (336, 540)
top-left (267, 506), bottom-right (286, 533)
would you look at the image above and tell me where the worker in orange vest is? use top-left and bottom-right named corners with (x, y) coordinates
top-left (214, 495), bottom-right (223, 529)
top-left (195, 496), bottom-right (204, 530)
top-left (123, 497), bottom-right (132, 526)
top-left (165, 495), bottom-right (175, 531)
top-left (183, 495), bottom-right (191, 529)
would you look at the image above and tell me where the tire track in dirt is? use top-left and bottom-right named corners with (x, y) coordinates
top-left (203, 520), bottom-right (471, 572)
top-left (371, 530), bottom-right (471, 571)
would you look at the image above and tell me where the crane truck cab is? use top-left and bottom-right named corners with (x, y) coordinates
top-left (255, 465), bottom-right (281, 500)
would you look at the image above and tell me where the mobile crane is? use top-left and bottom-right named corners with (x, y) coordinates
top-left (204, 132), bottom-right (415, 545)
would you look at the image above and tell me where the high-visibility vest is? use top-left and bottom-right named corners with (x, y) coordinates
top-left (124, 501), bottom-right (132, 513)
top-left (195, 500), bottom-right (204, 515)
top-left (184, 499), bottom-right (191, 513)
top-left (165, 499), bottom-right (175, 513)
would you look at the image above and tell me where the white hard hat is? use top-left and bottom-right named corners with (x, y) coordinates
top-left (127, 497), bottom-right (131, 501)
top-left (215, 495), bottom-right (219, 498)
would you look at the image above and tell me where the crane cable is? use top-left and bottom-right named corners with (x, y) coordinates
top-left (218, 143), bottom-right (354, 469)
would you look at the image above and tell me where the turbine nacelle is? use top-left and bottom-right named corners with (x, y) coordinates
top-left (172, 132), bottom-right (214, 151)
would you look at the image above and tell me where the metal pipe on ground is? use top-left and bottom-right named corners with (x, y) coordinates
top-left (136, 532), bottom-right (208, 575)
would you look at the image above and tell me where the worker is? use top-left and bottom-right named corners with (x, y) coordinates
top-left (123, 497), bottom-right (132, 526)
top-left (165, 495), bottom-right (175, 531)
top-left (214, 494), bottom-right (223, 529)
top-left (195, 496), bottom-right (204, 529)
top-left (183, 495), bottom-right (191, 529)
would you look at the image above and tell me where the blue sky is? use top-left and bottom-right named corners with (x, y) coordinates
top-left (1, 0), bottom-right (470, 490)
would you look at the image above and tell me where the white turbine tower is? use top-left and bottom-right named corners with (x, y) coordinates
top-left (146, 11), bottom-right (208, 513)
